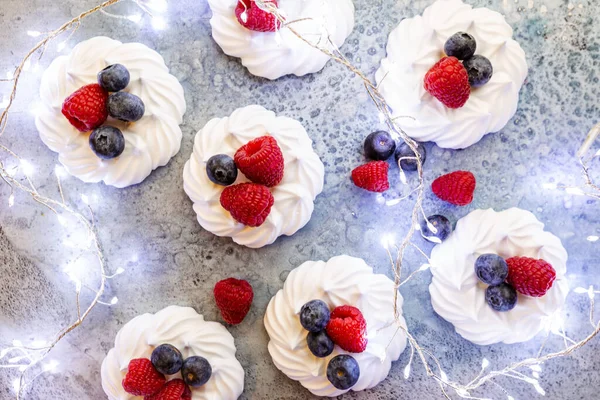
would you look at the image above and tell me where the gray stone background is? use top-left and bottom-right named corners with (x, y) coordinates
top-left (0, 0), bottom-right (599, 398)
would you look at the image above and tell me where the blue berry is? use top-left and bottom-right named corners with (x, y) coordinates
top-left (420, 215), bottom-right (452, 243)
top-left (475, 254), bottom-right (508, 286)
top-left (181, 356), bottom-right (212, 387)
top-left (107, 92), bottom-right (145, 122)
top-left (307, 330), bottom-right (334, 358)
top-left (299, 300), bottom-right (330, 332)
top-left (463, 55), bottom-right (493, 88)
top-left (151, 344), bottom-right (183, 375)
top-left (364, 131), bottom-right (396, 161)
top-left (97, 64), bottom-right (130, 92)
top-left (486, 283), bottom-right (517, 312)
top-left (206, 154), bottom-right (238, 186)
top-left (444, 32), bottom-right (476, 60)
top-left (326, 354), bottom-right (360, 390)
top-left (394, 141), bottom-right (426, 171)
top-left (89, 126), bottom-right (125, 160)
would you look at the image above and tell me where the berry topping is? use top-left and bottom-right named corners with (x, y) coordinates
top-left (89, 126), bottom-right (125, 160)
top-left (424, 56), bottom-right (470, 109)
top-left (144, 379), bottom-right (191, 400)
top-left (206, 154), bottom-right (238, 186)
top-left (326, 355), bottom-right (360, 390)
top-left (299, 299), bottom-right (330, 332)
top-left (420, 215), bottom-right (452, 243)
top-left (107, 92), bottom-right (145, 122)
top-left (235, 0), bottom-right (281, 33)
top-left (122, 358), bottom-right (166, 397)
top-left (326, 305), bottom-right (368, 353)
top-left (220, 183), bottom-right (274, 227)
top-left (351, 161), bottom-right (389, 193)
top-left (475, 254), bottom-right (508, 286)
top-left (61, 83), bottom-right (108, 132)
top-left (234, 136), bottom-right (284, 187)
top-left (485, 283), bottom-right (518, 312)
top-left (181, 356), bottom-right (212, 388)
top-left (395, 141), bottom-right (426, 172)
top-left (214, 277), bottom-right (254, 325)
top-left (444, 32), bottom-right (477, 60)
top-left (431, 170), bottom-right (476, 206)
top-left (363, 131), bottom-right (396, 161)
top-left (151, 344), bottom-right (183, 376)
top-left (97, 64), bottom-right (130, 92)
top-left (463, 55), bottom-right (494, 88)
top-left (307, 330), bottom-right (335, 358)
top-left (506, 257), bottom-right (557, 297)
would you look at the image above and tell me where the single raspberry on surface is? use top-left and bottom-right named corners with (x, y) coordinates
top-left (235, 0), bottom-right (282, 33)
top-left (234, 135), bottom-right (284, 187)
top-left (506, 257), bottom-right (556, 297)
top-left (220, 182), bottom-right (274, 227)
top-left (214, 278), bottom-right (254, 325)
top-left (122, 358), bottom-right (166, 397)
top-left (431, 170), bottom-right (475, 206)
top-left (424, 56), bottom-right (471, 109)
top-left (61, 83), bottom-right (109, 132)
top-left (144, 379), bottom-right (191, 400)
top-left (326, 305), bottom-right (368, 353)
top-left (351, 161), bottom-right (390, 193)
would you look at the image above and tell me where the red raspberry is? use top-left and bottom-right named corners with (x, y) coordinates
top-left (234, 136), bottom-right (284, 187)
top-left (122, 358), bottom-right (166, 397)
top-left (220, 183), bottom-right (274, 227)
top-left (61, 83), bottom-right (109, 132)
top-left (424, 56), bottom-right (470, 109)
top-left (326, 305), bottom-right (368, 353)
top-left (506, 257), bottom-right (556, 297)
top-left (235, 0), bottom-right (282, 33)
top-left (431, 170), bottom-right (475, 206)
top-left (144, 379), bottom-right (191, 400)
top-left (351, 161), bottom-right (390, 193)
top-left (214, 278), bottom-right (254, 325)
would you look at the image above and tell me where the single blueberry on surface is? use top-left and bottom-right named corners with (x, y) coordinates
top-left (463, 55), bottom-right (493, 87)
top-left (420, 215), bottom-right (452, 243)
top-left (206, 154), bottom-right (238, 186)
top-left (475, 254), bottom-right (508, 286)
top-left (307, 330), bottom-right (334, 358)
top-left (97, 64), bottom-right (130, 92)
top-left (326, 354), bottom-right (360, 390)
top-left (151, 344), bottom-right (183, 375)
top-left (394, 141), bottom-right (426, 171)
top-left (299, 299), bottom-right (330, 332)
top-left (364, 131), bottom-right (396, 161)
top-left (182, 356), bottom-right (212, 387)
top-left (107, 92), bottom-right (145, 122)
top-left (89, 126), bottom-right (125, 160)
top-left (444, 32), bottom-right (477, 60)
top-left (486, 283), bottom-right (518, 312)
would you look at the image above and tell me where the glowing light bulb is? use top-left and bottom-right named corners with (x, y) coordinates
top-left (481, 358), bottom-right (490, 369)
top-left (152, 16), bottom-right (167, 30)
top-left (440, 370), bottom-right (448, 383)
top-left (399, 169), bottom-right (407, 185)
top-left (110, 297), bottom-right (119, 305)
top-left (240, 11), bottom-right (248, 23)
top-left (81, 194), bottom-right (89, 205)
top-left (565, 187), bottom-right (585, 196)
top-left (587, 235), bottom-right (599, 242)
top-left (12, 378), bottom-right (20, 393)
top-left (419, 264), bottom-right (430, 271)
top-left (8, 194), bottom-right (15, 207)
top-left (127, 14), bottom-right (142, 23)
top-left (380, 234), bottom-right (395, 250)
top-left (20, 159), bottom-right (34, 175)
top-left (115, 267), bottom-right (125, 275)
top-left (588, 285), bottom-right (595, 300)
top-left (54, 165), bottom-right (67, 179)
top-left (403, 363), bottom-right (411, 379)
top-left (27, 30), bottom-right (42, 37)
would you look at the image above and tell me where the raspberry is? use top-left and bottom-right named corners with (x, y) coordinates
top-left (220, 183), bottom-right (274, 227)
top-left (506, 257), bottom-right (556, 297)
top-left (235, 0), bottom-right (282, 33)
top-left (431, 170), bottom-right (475, 206)
top-left (351, 161), bottom-right (389, 192)
top-left (214, 278), bottom-right (254, 325)
top-left (326, 305), bottom-right (368, 353)
top-left (122, 358), bottom-right (166, 397)
top-left (234, 136), bottom-right (284, 187)
top-left (424, 56), bottom-right (470, 109)
top-left (61, 84), bottom-right (109, 132)
top-left (144, 379), bottom-right (191, 400)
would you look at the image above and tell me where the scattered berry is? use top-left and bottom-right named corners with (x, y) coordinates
top-left (431, 170), bottom-right (476, 206)
top-left (326, 354), bottom-right (360, 390)
top-left (506, 257), bottom-right (556, 297)
top-left (420, 215), bottom-right (452, 243)
top-left (61, 83), bottom-right (108, 132)
top-left (463, 55), bottom-right (494, 88)
top-left (299, 299), bottom-right (331, 332)
top-left (122, 358), bottom-right (166, 397)
top-left (395, 141), bottom-right (426, 172)
top-left (475, 254), bottom-right (508, 286)
top-left (181, 356), bottom-right (212, 388)
top-left (307, 330), bottom-right (335, 358)
top-left (89, 126), bottom-right (125, 160)
top-left (235, 0), bottom-right (281, 32)
top-left (485, 283), bottom-right (518, 312)
top-left (220, 183), bottom-right (274, 227)
top-left (213, 277), bottom-right (254, 324)
top-left (144, 379), bottom-right (191, 400)
top-left (351, 161), bottom-right (389, 193)
top-left (444, 32), bottom-right (477, 60)
top-left (151, 344), bottom-right (183, 376)
top-left (234, 136), bottom-right (284, 187)
top-left (107, 92), bottom-right (145, 122)
top-left (326, 305), bottom-right (367, 353)
top-left (424, 56), bottom-right (470, 109)
top-left (363, 131), bottom-right (396, 161)
top-left (97, 64), bottom-right (130, 92)
top-left (206, 154), bottom-right (238, 186)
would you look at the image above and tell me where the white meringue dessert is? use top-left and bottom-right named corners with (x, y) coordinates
top-left (35, 36), bottom-right (186, 188)
top-left (375, 0), bottom-right (528, 149)
top-left (183, 105), bottom-right (324, 248)
top-left (429, 208), bottom-right (569, 346)
top-left (264, 255), bottom-right (407, 397)
top-left (101, 306), bottom-right (244, 400)
top-left (207, 0), bottom-right (355, 80)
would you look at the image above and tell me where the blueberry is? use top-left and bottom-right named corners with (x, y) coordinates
top-left (206, 154), bottom-right (238, 186)
top-left (97, 64), bottom-right (130, 92)
top-left (181, 356), bottom-right (212, 387)
top-left (394, 141), bottom-right (426, 171)
top-left (475, 254), bottom-right (508, 286)
top-left (463, 55), bottom-right (493, 88)
top-left (444, 32), bottom-right (476, 60)
top-left (107, 92), bottom-right (145, 122)
top-left (89, 126), bottom-right (125, 160)
top-left (299, 300), bottom-right (330, 332)
top-left (151, 344), bottom-right (183, 375)
top-left (420, 215), bottom-right (452, 243)
top-left (364, 131), bottom-right (396, 161)
top-left (326, 354), bottom-right (360, 390)
top-left (486, 283), bottom-right (517, 312)
top-left (307, 330), bottom-right (334, 358)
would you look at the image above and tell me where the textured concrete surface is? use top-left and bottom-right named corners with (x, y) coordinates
top-left (0, 0), bottom-right (599, 399)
